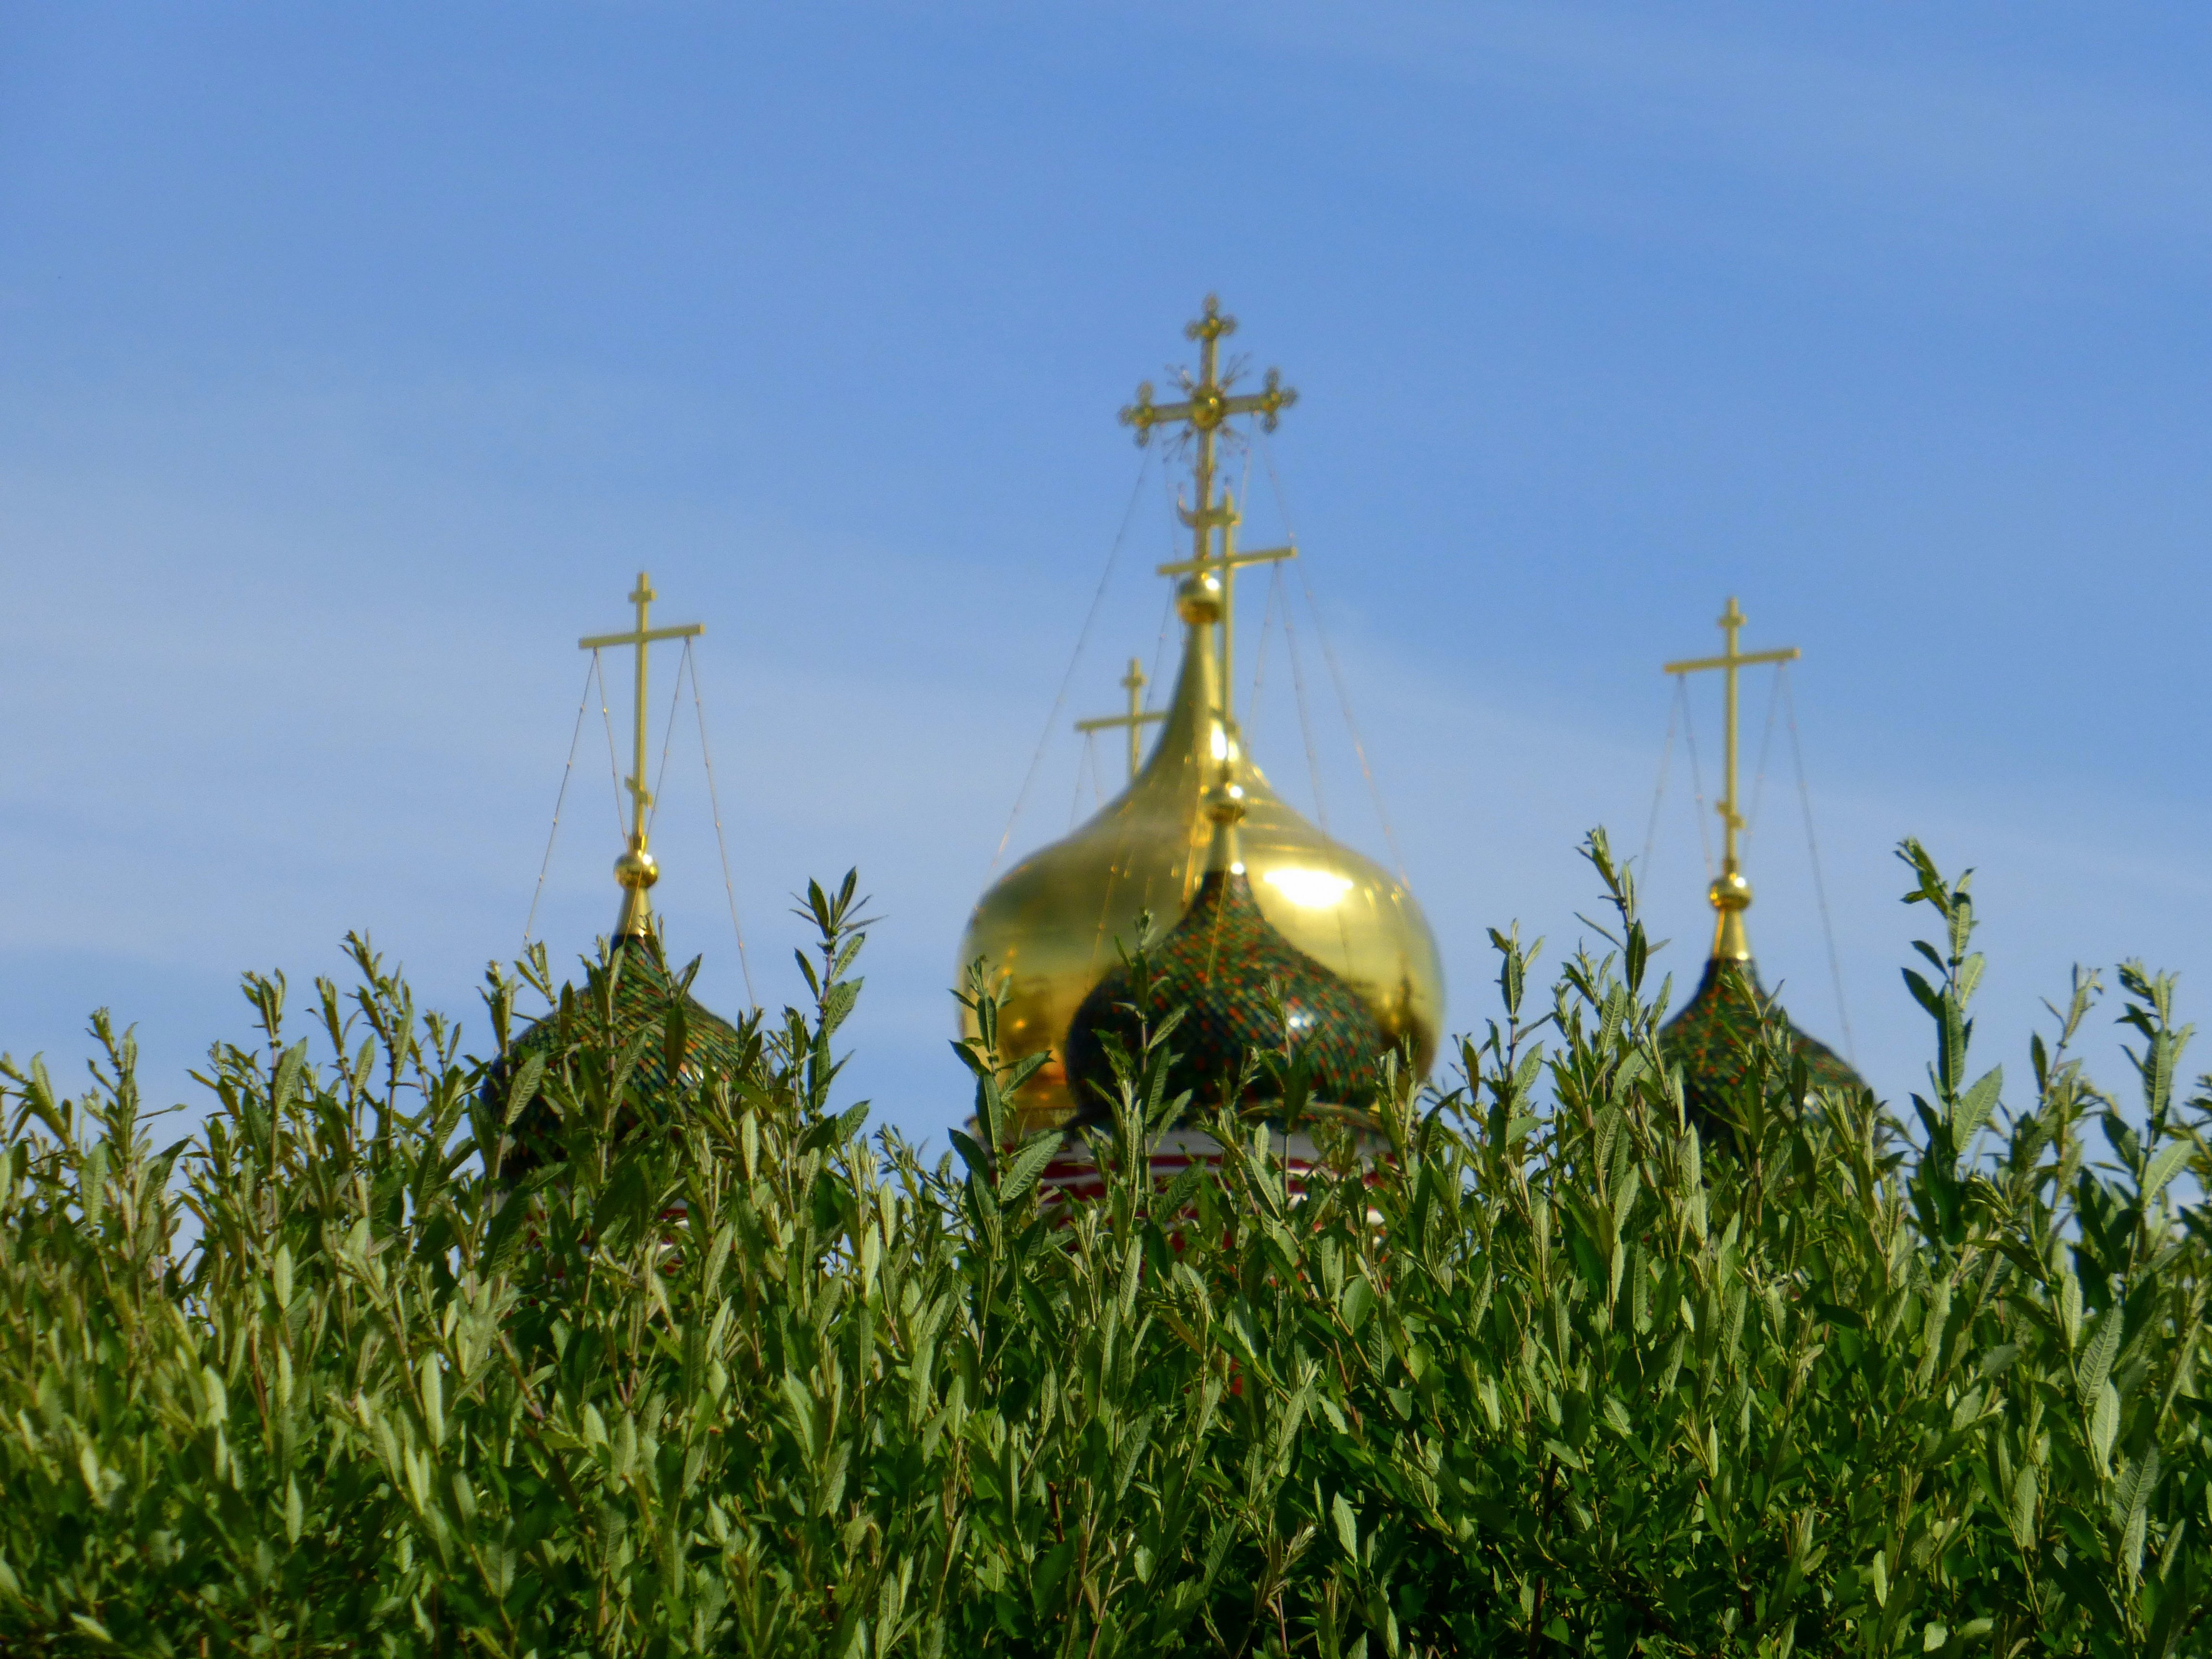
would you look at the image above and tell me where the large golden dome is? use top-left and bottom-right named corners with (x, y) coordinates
top-left (959, 295), bottom-right (1444, 1140)
top-left (960, 578), bottom-right (1441, 1131)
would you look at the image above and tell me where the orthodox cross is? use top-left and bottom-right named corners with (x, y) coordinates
top-left (1662, 596), bottom-right (1798, 957)
top-left (1121, 295), bottom-right (1298, 737)
top-left (580, 571), bottom-right (704, 933)
top-left (1074, 656), bottom-right (1164, 781)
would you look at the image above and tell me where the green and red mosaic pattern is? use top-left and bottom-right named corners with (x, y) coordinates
top-left (1660, 957), bottom-right (1862, 1136)
top-left (1062, 867), bottom-right (1385, 1126)
top-left (488, 936), bottom-right (750, 1178)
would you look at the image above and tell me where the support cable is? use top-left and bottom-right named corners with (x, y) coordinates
top-left (1678, 675), bottom-right (1715, 881)
top-left (685, 641), bottom-right (758, 1006)
top-left (1639, 676), bottom-right (1683, 884)
top-left (1743, 663), bottom-right (1784, 846)
top-left (592, 650), bottom-right (628, 840)
top-left (1258, 433), bottom-right (1408, 882)
top-left (1143, 464), bottom-right (1181, 709)
top-left (1781, 666), bottom-right (1855, 1063)
top-left (986, 448), bottom-right (1154, 878)
top-left (1071, 733), bottom-right (1095, 829)
top-left (522, 659), bottom-right (597, 948)
top-left (1243, 560), bottom-right (1284, 745)
top-left (643, 630), bottom-right (691, 839)
top-left (1280, 552), bottom-right (1331, 833)
top-left (1145, 583), bottom-right (1177, 728)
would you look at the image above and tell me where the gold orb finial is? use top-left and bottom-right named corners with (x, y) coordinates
top-left (1708, 868), bottom-right (1751, 913)
top-left (1707, 868), bottom-right (1754, 962)
top-left (615, 840), bottom-right (660, 891)
top-left (1177, 574), bottom-right (1224, 624)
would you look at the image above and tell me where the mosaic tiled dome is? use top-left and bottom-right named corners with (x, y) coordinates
top-left (490, 934), bottom-right (750, 1178)
top-left (1061, 863), bottom-right (1386, 1126)
top-left (1660, 956), bottom-right (1862, 1137)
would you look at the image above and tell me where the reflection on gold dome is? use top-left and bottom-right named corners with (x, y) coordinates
top-left (962, 549), bottom-right (1442, 1139)
top-left (961, 299), bottom-right (1444, 1135)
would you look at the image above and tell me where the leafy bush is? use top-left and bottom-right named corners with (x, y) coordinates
top-left (1, 842), bottom-right (2206, 1656)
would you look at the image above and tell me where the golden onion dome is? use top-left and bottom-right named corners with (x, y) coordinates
top-left (959, 571), bottom-right (1443, 1134)
top-left (1654, 597), bottom-right (1862, 1139)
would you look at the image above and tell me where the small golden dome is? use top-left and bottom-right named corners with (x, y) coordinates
top-left (958, 594), bottom-right (1443, 1134)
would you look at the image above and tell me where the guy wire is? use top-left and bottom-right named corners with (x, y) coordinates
top-left (986, 447), bottom-right (1153, 878)
top-left (1070, 732), bottom-right (1094, 829)
top-left (1259, 433), bottom-right (1407, 883)
top-left (1678, 675), bottom-right (1715, 881)
top-left (1744, 664), bottom-right (1784, 847)
top-left (522, 658), bottom-right (597, 948)
top-left (685, 640), bottom-right (758, 1006)
top-left (1144, 450), bottom-right (1187, 702)
top-left (1280, 548), bottom-right (1330, 833)
top-left (592, 650), bottom-right (627, 840)
top-left (1146, 582), bottom-right (1176, 726)
top-left (1639, 676), bottom-right (1683, 884)
top-left (643, 631), bottom-right (691, 839)
top-left (1244, 560), bottom-right (1284, 745)
top-left (1084, 459), bottom-right (1193, 976)
top-left (1781, 665), bottom-right (1855, 1064)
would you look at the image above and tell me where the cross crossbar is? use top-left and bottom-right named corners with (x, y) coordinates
top-left (1156, 544), bottom-right (1296, 579)
top-left (580, 624), bottom-right (703, 650)
top-left (1662, 646), bottom-right (1798, 676)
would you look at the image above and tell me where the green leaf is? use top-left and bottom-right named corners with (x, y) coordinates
top-left (948, 1129), bottom-right (992, 1177)
top-left (1033, 1538), bottom-right (1078, 1619)
top-left (1955, 1066), bottom-right (2002, 1147)
top-left (1902, 969), bottom-right (1946, 1022)
top-left (2115, 1447), bottom-right (2160, 1580)
top-left (2088, 1379), bottom-right (2120, 1475)
top-left (2006, 1463), bottom-right (2037, 1550)
top-left (2140, 1137), bottom-right (2190, 1205)
top-left (997, 1131), bottom-right (1062, 1207)
top-left (1341, 1276), bottom-right (1377, 1334)
top-left (2078, 1304), bottom-right (2122, 1401)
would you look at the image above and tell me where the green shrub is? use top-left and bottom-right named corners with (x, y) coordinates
top-left (1, 841), bottom-right (2206, 1656)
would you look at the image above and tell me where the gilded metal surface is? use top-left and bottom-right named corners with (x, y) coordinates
top-left (965, 300), bottom-right (1441, 1134)
top-left (960, 583), bottom-right (1443, 1133)
top-left (579, 572), bottom-right (703, 937)
top-left (1661, 596), bottom-right (1798, 963)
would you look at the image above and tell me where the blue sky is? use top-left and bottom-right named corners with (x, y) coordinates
top-left (5, 2), bottom-right (2212, 1145)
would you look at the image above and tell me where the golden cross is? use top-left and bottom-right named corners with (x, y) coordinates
top-left (1074, 656), bottom-right (1165, 781)
top-left (1122, 296), bottom-right (1298, 743)
top-left (579, 571), bottom-right (704, 934)
top-left (1662, 596), bottom-right (1799, 960)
